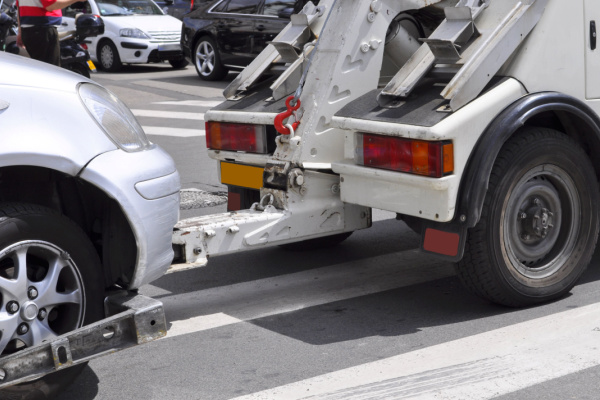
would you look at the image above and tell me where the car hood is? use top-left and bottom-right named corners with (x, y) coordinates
top-left (104, 14), bottom-right (182, 32)
top-left (0, 52), bottom-right (84, 92)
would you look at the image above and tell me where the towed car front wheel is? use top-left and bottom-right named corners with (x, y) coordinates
top-left (194, 36), bottom-right (227, 81)
top-left (0, 203), bottom-right (104, 399)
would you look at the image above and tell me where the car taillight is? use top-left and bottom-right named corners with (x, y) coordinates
top-left (205, 121), bottom-right (268, 153)
top-left (356, 133), bottom-right (453, 178)
top-left (190, 0), bottom-right (194, 11)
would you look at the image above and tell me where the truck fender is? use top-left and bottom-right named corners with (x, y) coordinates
top-left (421, 92), bottom-right (600, 262)
top-left (457, 91), bottom-right (600, 229)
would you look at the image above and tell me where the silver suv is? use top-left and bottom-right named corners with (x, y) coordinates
top-left (0, 53), bottom-right (180, 398)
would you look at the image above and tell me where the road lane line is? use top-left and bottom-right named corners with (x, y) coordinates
top-left (162, 250), bottom-right (454, 337)
top-left (144, 126), bottom-right (204, 137)
top-left (229, 302), bottom-right (600, 400)
top-left (154, 100), bottom-right (223, 107)
top-left (166, 313), bottom-right (242, 338)
top-left (132, 109), bottom-right (205, 120)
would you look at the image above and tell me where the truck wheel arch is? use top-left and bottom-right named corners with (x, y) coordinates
top-left (457, 92), bottom-right (600, 229)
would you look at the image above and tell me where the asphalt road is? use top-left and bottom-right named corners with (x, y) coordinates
top-left (53, 63), bottom-right (600, 400)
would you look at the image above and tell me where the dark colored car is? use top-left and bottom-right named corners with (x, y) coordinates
top-left (181, 0), bottom-right (313, 80)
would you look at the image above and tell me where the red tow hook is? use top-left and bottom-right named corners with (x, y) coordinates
top-left (274, 96), bottom-right (301, 135)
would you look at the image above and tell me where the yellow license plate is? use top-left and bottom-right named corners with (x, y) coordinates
top-left (87, 60), bottom-right (96, 72)
top-left (220, 162), bottom-right (263, 190)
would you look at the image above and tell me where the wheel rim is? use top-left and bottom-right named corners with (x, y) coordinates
top-left (195, 41), bottom-right (215, 76)
top-left (501, 165), bottom-right (580, 285)
top-left (100, 44), bottom-right (113, 69)
top-left (0, 241), bottom-right (85, 356)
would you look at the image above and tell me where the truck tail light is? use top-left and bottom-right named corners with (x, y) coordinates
top-left (356, 133), bottom-right (453, 178)
top-left (205, 121), bottom-right (268, 154)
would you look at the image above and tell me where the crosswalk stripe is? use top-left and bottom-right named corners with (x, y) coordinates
top-left (230, 302), bottom-right (600, 400)
top-left (132, 109), bottom-right (205, 120)
top-left (162, 250), bottom-right (454, 337)
top-left (144, 126), bottom-right (205, 137)
top-left (154, 100), bottom-right (223, 107)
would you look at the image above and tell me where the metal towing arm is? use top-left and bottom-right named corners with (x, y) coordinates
top-left (0, 292), bottom-right (166, 388)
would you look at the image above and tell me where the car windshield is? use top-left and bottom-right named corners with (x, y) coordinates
top-left (97, 0), bottom-right (163, 16)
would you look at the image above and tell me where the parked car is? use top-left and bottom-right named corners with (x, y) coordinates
top-left (154, 0), bottom-right (191, 19)
top-left (61, 0), bottom-right (187, 71)
top-left (0, 52), bottom-right (180, 398)
top-left (181, 0), bottom-right (315, 80)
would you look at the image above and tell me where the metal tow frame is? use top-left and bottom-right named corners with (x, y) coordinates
top-left (0, 292), bottom-right (166, 389)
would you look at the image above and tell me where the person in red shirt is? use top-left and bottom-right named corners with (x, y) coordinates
top-left (17, 0), bottom-right (85, 65)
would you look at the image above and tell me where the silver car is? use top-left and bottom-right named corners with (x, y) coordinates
top-left (0, 53), bottom-right (180, 398)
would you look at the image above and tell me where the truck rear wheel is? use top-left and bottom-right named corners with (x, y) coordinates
top-left (456, 128), bottom-right (599, 307)
top-left (0, 203), bottom-right (104, 399)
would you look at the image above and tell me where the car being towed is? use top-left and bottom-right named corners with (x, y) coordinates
top-left (62, 0), bottom-right (188, 71)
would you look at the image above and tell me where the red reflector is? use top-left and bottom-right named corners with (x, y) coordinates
top-left (358, 133), bottom-right (453, 178)
top-left (81, 43), bottom-right (88, 50)
top-left (205, 121), bottom-right (267, 154)
top-left (423, 228), bottom-right (460, 257)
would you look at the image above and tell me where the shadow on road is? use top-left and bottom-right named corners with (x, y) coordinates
top-left (55, 365), bottom-right (100, 400)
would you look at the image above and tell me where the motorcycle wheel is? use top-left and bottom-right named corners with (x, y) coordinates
top-left (67, 63), bottom-right (91, 79)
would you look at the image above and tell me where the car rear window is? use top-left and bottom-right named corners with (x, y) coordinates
top-left (262, 0), bottom-right (294, 16)
top-left (221, 0), bottom-right (259, 14)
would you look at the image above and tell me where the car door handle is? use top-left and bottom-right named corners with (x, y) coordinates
top-left (256, 24), bottom-right (265, 31)
top-left (61, 22), bottom-right (68, 26)
top-left (591, 21), bottom-right (597, 50)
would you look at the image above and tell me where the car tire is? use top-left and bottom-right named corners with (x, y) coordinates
top-left (0, 203), bottom-right (104, 399)
top-left (97, 40), bottom-right (122, 72)
top-left (456, 128), bottom-right (600, 307)
top-left (169, 59), bottom-right (188, 69)
top-left (193, 36), bottom-right (227, 81)
top-left (279, 232), bottom-right (353, 251)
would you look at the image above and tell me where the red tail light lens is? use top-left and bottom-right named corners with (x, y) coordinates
top-left (356, 133), bottom-right (453, 178)
top-left (205, 121), bottom-right (268, 154)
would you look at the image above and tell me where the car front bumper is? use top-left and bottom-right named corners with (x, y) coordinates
top-left (118, 39), bottom-right (184, 63)
top-left (80, 145), bottom-right (181, 289)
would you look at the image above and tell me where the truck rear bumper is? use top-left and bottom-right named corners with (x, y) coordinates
top-left (0, 292), bottom-right (166, 388)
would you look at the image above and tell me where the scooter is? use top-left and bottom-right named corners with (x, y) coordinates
top-left (0, 0), bottom-right (104, 79)
top-left (59, 14), bottom-right (104, 78)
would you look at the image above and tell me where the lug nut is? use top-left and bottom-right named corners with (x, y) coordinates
top-left (38, 308), bottom-right (48, 321)
top-left (28, 287), bottom-right (38, 300)
top-left (17, 323), bottom-right (29, 335)
top-left (6, 301), bottom-right (19, 314)
top-left (519, 212), bottom-right (527, 220)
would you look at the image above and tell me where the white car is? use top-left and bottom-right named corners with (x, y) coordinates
top-left (62, 0), bottom-right (187, 71)
top-left (0, 52), bottom-right (180, 398)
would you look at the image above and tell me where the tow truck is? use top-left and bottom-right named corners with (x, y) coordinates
top-left (173, 0), bottom-right (600, 308)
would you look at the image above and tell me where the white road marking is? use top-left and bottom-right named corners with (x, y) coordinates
top-left (166, 313), bottom-right (242, 338)
top-left (230, 302), bottom-right (600, 400)
top-left (163, 250), bottom-right (454, 337)
top-left (132, 109), bottom-right (205, 120)
top-left (154, 100), bottom-right (223, 107)
top-left (144, 126), bottom-right (204, 137)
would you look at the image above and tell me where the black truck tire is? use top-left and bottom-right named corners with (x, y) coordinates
top-left (0, 203), bottom-right (104, 399)
top-left (456, 128), bottom-right (600, 307)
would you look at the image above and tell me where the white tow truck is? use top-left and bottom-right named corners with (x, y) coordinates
top-left (173, 0), bottom-right (600, 307)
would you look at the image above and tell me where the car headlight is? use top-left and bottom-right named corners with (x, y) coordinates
top-left (120, 28), bottom-right (151, 39)
top-left (79, 83), bottom-right (153, 152)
